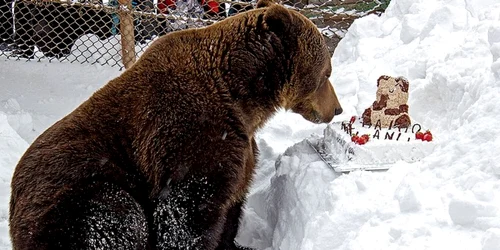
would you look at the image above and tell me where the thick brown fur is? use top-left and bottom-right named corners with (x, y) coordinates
top-left (9, 1), bottom-right (342, 249)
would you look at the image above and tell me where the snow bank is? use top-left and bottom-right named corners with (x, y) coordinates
top-left (0, 113), bottom-right (28, 248)
top-left (240, 0), bottom-right (500, 249)
top-left (0, 59), bottom-right (120, 143)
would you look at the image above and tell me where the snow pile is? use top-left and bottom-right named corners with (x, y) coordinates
top-left (0, 113), bottom-right (28, 247)
top-left (239, 0), bottom-right (500, 249)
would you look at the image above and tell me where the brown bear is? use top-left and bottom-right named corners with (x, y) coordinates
top-left (9, 0), bottom-right (343, 249)
top-left (362, 75), bottom-right (411, 128)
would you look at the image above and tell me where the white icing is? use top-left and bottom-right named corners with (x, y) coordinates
top-left (316, 121), bottom-right (436, 170)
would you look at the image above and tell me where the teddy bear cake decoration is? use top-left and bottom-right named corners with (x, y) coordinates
top-left (362, 75), bottom-right (411, 128)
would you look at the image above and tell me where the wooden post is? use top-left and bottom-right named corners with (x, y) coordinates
top-left (118, 0), bottom-right (136, 69)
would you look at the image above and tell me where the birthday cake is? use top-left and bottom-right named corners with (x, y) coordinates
top-left (310, 76), bottom-right (436, 172)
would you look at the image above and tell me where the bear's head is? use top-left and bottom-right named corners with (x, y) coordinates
top-left (257, 0), bottom-right (343, 123)
top-left (376, 75), bottom-right (409, 107)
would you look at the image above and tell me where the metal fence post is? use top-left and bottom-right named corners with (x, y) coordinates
top-left (118, 0), bottom-right (136, 69)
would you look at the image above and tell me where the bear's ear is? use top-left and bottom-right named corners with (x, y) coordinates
top-left (260, 3), bottom-right (294, 37)
top-left (396, 77), bottom-right (409, 92)
top-left (377, 75), bottom-right (390, 87)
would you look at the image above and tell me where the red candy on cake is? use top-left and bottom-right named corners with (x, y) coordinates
top-left (357, 137), bottom-right (367, 145)
top-left (415, 131), bottom-right (424, 140)
top-left (361, 134), bottom-right (370, 142)
top-left (423, 131), bottom-right (433, 141)
top-left (351, 135), bottom-right (359, 143)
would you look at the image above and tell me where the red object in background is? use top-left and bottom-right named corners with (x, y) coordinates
top-left (158, 0), bottom-right (176, 13)
top-left (201, 0), bottom-right (219, 14)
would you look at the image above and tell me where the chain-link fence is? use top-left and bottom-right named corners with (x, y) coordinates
top-left (0, 0), bottom-right (390, 68)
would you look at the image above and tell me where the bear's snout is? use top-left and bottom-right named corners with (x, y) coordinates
top-left (293, 80), bottom-right (342, 124)
top-left (314, 80), bottom-right (342, 123)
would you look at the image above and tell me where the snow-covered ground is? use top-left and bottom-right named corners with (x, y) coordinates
top-left (237, 0), bottom-right (500, 249)
top-left (1, 0), bottom-right (500, 249)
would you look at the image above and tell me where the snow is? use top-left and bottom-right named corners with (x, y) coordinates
top-left (1, 0), bottom-right (500, 249)
top-left (239, 0), bottom-right (500, 249)
top-left (0, 113), bottom-right (28, 248)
